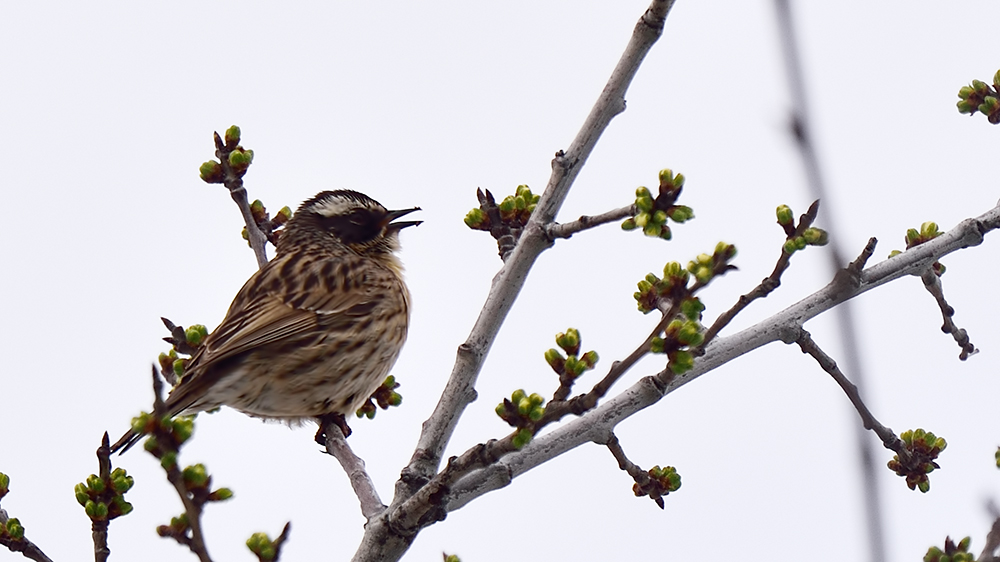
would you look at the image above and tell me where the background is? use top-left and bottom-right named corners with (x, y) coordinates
top-left (2, 1), bottom-right (999, 561)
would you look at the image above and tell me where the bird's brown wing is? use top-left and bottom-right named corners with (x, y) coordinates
top-left (163, 254), bottom-right (382, 414)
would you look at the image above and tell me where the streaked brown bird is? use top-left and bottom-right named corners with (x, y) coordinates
top-left (112, 190), bottom-right (420, 453)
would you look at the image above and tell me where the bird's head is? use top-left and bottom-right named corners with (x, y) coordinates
top-left (279, 190), bottom-right (421, 256)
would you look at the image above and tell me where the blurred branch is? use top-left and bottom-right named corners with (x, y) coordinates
top-left (445, 203), bottom-right (1000, 509)
top-left (351, 1), bottom-right (678, 560)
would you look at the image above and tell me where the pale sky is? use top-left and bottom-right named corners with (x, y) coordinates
top-left (2, 2), bottom-right (999, 561)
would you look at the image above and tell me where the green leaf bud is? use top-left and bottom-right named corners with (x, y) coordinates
top-left (183, 464), bottom-right (209, 488)
top-left (643, 223), bottom-right (661, 237)
top-left (658, 169), bottom-right (674, 184)
top-left (669, 350), bottom-right (694, 374)
top-left (173, 358), bottom-right (186, 377)
top-left (511, 389), bottom-right (526, 404)
top-left (112, 496), bottom-right (133, 517)
top-left (210, 488), bottom-right (234, 501)
top-left (528, 406), bottom-right (544, 422)
top-left (994, 69), bottom-right (1000, 89)
top-left (680, 297), bottom-right (705, 321)
top-left (802, 228), bottom-right (828, 246)
top-left (715, 242), bottom-right (737, 260)
top-left (906, 228), bottom-right (921, 245)
top-left (556, 328), bottom-right (580, 354)
top-left (917, 480), bottom-right (930, 493)
top-left (650, 337), bottom-right (665, 354)
top-left (636, 186), bottom-right (651, 199)
top-left (543, 346), bottom-right (565, 369)
top-left (672, 172), bottom-right (686, 188)
top-left (463, 208), bottom-right (487, 229)
top-left (663, 262), bottom-right (683, 278)
top-left (659, 226), bottom-right (673, 240)
top-left (159, 451), bottom-right (177, 470)
top-left (224, 125), bottom-right (241, 147)
top-left (621, 218), bottom-right (638, 231)
top-left (185, 326), bottom-right (205, 346)
top-left (5, 518), bottom-right (23, 540)
top-left (665, 318), bottom-right (683, 336)
top-left (677, 322), bottom-right (704, 347)
top-left (973, 80), bottom-right (990, 94)
top-left (580, 350), bottom-right (599, 368)
top-left (636, 196), bottom-right (654, 213)
top-left (920, 221), bottom-right (940, 239)
top-left (512, 428), bottom-right (533, 449)
top-left (783, 240), bottom-right (797, 254)
top-left (958, 85), bottom-right (975, 100)
top-left (652, 210), bottom-right (668, 224)
top-left (86, 474), bottom-right (105, 493)
top-left (498, 197), bottom-right (515, 213)
top-left (957, 100), bottom-right (976, 114)
top-left (667, 205), bottom-right (694, 223)
top-left (776, 204), bottom-right (794, 225)
top-left (517, 397), bottom-right (532, 416)
top-left (794, 236), bottom-right (807, 250)
top-left (199, 160), bottom-right (224, 183)
top-left (75, 483), bottom-right (89, 506)
top-left (634, 212), bottom-right (650, 228)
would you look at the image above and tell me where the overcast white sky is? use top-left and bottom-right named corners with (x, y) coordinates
top-left (2, 2), bottom-right (1000, 561)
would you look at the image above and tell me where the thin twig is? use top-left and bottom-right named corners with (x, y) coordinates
top-left (93, 434), bottom-right (112, 562)
top-left (698, 200), bottom-right (821, 350)
top-left (795, 330), bottom-right (905, 457)
top-left (213, 132), bottom-right (269, 269)
top-left (545, 205), bottom-right (634, 240)
top-left (323, 423), bottom-right (385, 520)
top-left (272, 522), bottom-right (292, 562)
top-left (0, 509), bottom-right (54, 562)
top-left (920, 269), bottom-right (977, 360)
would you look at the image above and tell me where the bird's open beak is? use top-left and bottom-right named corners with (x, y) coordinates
top-left (385, 207), bottom-right (422, 231)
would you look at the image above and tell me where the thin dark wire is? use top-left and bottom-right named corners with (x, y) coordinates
top-left (772, 2), bottom-right (887, 562)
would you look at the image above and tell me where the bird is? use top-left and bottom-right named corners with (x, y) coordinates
top-left (111, 190), bottom-right (420, 453)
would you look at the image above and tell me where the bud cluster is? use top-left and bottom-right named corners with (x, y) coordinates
top-left (0, 473), bottom-right (25, 543)
top-left (465, 184), bottom-right (539, 231)
top-left (127, 412), bottom-right (195, 468)
top-left (74, 467), bottom-right (135, 521)
top-left (956, 70), bottom-right (1000, 124)
top-left (889, 221), bottom-right (946, 275)
top-left (924, 536), bottom-right (974, 562)
top-left (544, 328), bottom-right (599, 383)
top-left (356, 375), bottom-right (404, 420)
top-left (887, 428), bottom-right (947, 493)
top-left (777, 205), bottom-right (828, 254)
top-left (247, 531), bottom-right (282, 561)
top-left (200, 125), bottom-right (255, 183)
top-left (621, 169), bottom-right (694, 240)
top-left (634, 243), bottom-right (735, 314)
top-left (632, 465), bottom-right (682, 509)
top-left (241, 199), bottom-right (292, 247)
top-left (495, 389), bottom-right (546, 449)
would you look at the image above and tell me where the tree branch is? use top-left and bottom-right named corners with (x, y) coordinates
top-left (0, 509), bottom-right (53, 562)
top-left (545, 205), bottom-right (634, 240)
top-left (444, 203), bottom-right (1000, 510)
top-left (323, 425), bottom-right (385, 520)
top-left (920, 269), bottom-right (977, 360)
